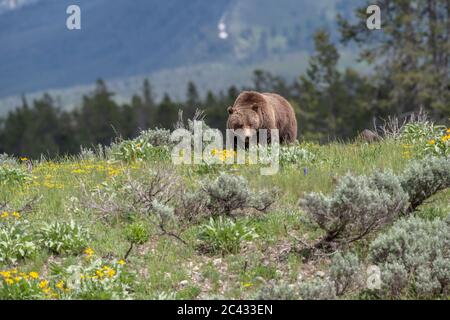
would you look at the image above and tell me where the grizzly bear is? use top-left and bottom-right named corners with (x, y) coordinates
top-left (227, 91), bottom-right (297, 144)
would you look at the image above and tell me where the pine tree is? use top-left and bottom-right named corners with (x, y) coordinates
top-left (296, 29), bottom-right (375, 141)
top-left (76, 79), bottom-right (124, 146)
top-left (338, 0), bottom-right (450, 120)
top-left (185, 81), bottom-right (201, 119)
top-left (156, 94), bottom-right (179, 129)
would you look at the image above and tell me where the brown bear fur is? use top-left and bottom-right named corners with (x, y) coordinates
top-left (227, 91), bottom-right (297, 144)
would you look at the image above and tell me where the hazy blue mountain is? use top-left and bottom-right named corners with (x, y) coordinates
top-left (0, 0), bottom-right (365, 113)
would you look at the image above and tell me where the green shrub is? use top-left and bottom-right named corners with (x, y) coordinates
top-left (124, 221), bottom-right (150, 245)
top-left (70, 259), bottom-right (133, 300)
top-left (111, 128), bottom-right (171, 163)
top-left (0, 257), bottom-right (132, 300)
top-left (0, 220), bottom-right (38, 264)
top-left (0, 167), bottom-right (32, 186)
top-left (369, 216), bottom-right (450, 299)
top-left (300, 170), bottom-right (408, 250)
top-left (279, 145), bottom-right (316, 166)
top-left (111, 140), bottom-right (170, 163)
top-left (400, 156), bottom-right (450, 212)
top-left (38, 221), bottom-right (91, 255)
top-left (0, 269), bottom-right (48, 300)
top-left (416, 207), bottom-right (448, 220)
top-left (401, 122), bottom-right (449, 157)
top-left (197, 217), bottom-right (258, 255)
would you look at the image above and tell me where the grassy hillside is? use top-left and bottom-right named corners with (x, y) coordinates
top-left (1, 128), bottom-right (449, 299)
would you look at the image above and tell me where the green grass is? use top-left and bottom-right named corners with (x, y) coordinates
top-left (0, 140), bottom-right (448, 300)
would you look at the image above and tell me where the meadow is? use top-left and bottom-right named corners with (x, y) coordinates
top-left (0, 121), bottom-right (449, 300)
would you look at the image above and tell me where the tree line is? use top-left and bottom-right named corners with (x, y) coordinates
top-left (0, 0), bottom-right (448, 158)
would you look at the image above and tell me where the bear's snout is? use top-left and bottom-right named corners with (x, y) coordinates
top-left (242, 128), bottom-right (255, 138)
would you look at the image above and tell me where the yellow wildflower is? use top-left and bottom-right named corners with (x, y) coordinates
top-left (39, 280), bottom-right (49, 289)
top-left (5, 278), bottom-right (14, 285)
top-left (29, 271), bottom-right (39, 279)
top-left (95, 270), bottom-right (104, 278)
top-left (42, 287), bottom-right (51, 295)
top-left (0, 271), bottom-right (11, 278)
top-left (428, 139), bottom-right (436, 145)
top-left (106, 269), bottom-right (116, 278)
top-left (12, 212), bottom-right (21, 219)
top-left (20, 157), bottom-right (28, 161)
top-left (84, 247), bottom-right (94, 258)
top-left (56, 281), bottom-right (64, 290)
top-left (117, 260), bottom-right (126, 265)
top-left (1, 212), bottom-right (9, 218)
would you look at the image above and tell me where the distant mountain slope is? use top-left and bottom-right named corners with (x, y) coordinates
top-left (0, 0), bottom-right (233, 97)
top-left (0, 0), bottom-right (365, 114)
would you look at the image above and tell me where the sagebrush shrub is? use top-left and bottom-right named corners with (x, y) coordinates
top-left (329, 252), bottom-right (363, 296)
top-left (174, 191), bottom-right (209, 223)
top-left (80, 169), bottom-right (179, 221)
top-left (138, 128), bottom-right (172, 147)
top-left (296, 252), bottom-right (363, 300)
top-left (38, 220), bottom-right (91, 255)
top-left (202, 173), bottom-right (276, 217)
top-left (197, 217), bottom-right (258, 255)
top-left (369, 216), bottom-right (450, 298)
top-left (0, 154), bottom-right (17, 166)
top-left (400, 156), bottom-right (450, 212)
top-left (253, 281), bottom-right (299, 300)
top-left (298, 278), bottom-right (336, 300)
top-left (300, 170), bottom-right (408, 249)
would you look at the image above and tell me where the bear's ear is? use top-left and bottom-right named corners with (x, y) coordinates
top-left (227, 106), bottom-right (234, 114)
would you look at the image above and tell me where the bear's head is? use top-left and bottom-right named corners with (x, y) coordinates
top-left (227, 91), bottom-right (265, 138)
